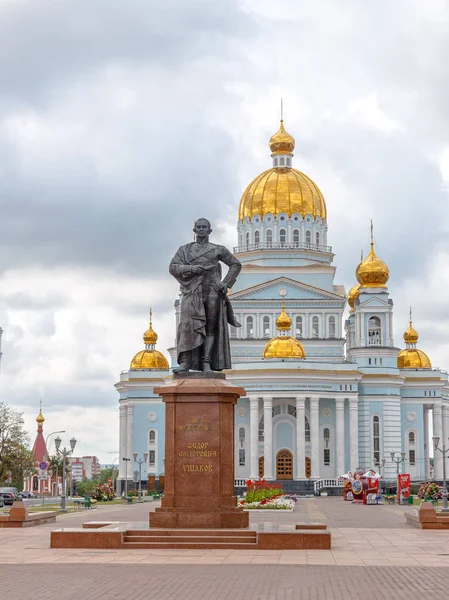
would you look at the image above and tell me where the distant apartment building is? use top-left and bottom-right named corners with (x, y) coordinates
top-left (69, 456), bottom-right (101, 481)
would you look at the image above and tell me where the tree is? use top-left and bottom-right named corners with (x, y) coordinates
top-left (48, 454), bottom-right (71, 478)
top-left (0, 401), bottom-right (35, 488)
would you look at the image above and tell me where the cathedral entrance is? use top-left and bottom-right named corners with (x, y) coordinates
top-left (276, 450), bottom-right (293, 480)
top-left (258, 456), bottom-right (264, 478)
top-left (305, 456), bottom-right (311, 479)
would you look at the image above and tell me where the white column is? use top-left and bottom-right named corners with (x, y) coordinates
top-left (127, 405), bottom-right (134, 478)
top-left (433, 402), bottom-right (443, 479)
top-left (335, 398), bottom-right (345, 477)
top-left (295, 397), bottom-right (306, 479)
top-left (250, 396), bottom-right (260, 479)
top-left (263, 397), bottom-right (274, 480)
top-left (385, 311), bottom-right (391, 346)
top-left (310, 396), bottom-right (320, 479)
top-left (424, 406), bottom-right (430, 479)
top-left (443, 405), bottom-right (449, 448)
top-left (274, 219), bottom-right (278, 244)
top-left (389, 312), bottom-right (394, 347)
top-left (260, 220), bottom-right (264, 246)
top-left (119, 404), bottom-right (127, 478)
top-left (349, 396), bottom-right (359, 472)
top-left (287, 218), bottom-right (292, 242)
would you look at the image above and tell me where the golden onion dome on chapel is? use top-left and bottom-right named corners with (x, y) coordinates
top-left (403, 310), bottom-right (419, 344)
top-left (36, 409), bottom-right (45, 424)
top-left (130, 309), bottom-right (169, 371)
top-left (397, 309), bottom-right (431, 369)
top-left (347, 282), bottom-right (360, 312)
top-left (238, 119), bottom-right (327, 222)
top-left (263, 297), bottom-right (306, 359)
top-left (356, 223), bottom-right (389, 288)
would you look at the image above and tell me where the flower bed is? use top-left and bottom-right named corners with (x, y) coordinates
top-left (238, 479), bottom-right (296, 510)
top-left (241, 495), bottom-right (296, 510)
top-left (417, 481), bottom-right (441, 501)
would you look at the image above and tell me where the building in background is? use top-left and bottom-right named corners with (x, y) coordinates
top-left (116, 118), bottom-right (448, 493)
top-left (69, 456), bottom-right (101, 481)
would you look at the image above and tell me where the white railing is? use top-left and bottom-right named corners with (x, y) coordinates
top-left (234, 242), bottom-right (332, 253)
top-left (313, 478), bottom-right (344, 494)
top-left (234, 479), bottom-right (248, 487)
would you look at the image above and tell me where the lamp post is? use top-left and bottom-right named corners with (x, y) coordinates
top-left (122, 457), bottom-right (131, 497)
top-left (43, 430), bottom-right (65, 504)
top-left (432, 436), bottom-right (449, 512)
top-left (374, 458), bottom-right (386, 476)
top-left (133, 453), bottom-right (148, 503)
top-left (54, 435), bottom-right (76, 513)
top-left (390, 452), bottom-right (406, 475)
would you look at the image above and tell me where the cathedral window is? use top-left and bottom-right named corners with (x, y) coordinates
top-left (373, 416), bottom-right (380, 465)
top-left (368, 316), bottom-right (382, 346)
top-left (329, 316), bottom-right (336, 338)
top-left (293, 229), bottom-right (300, 244)
top-left (230, 325), bottom-right (237, 339)
top-left (316, 231), bottom-right (320, 247)
top-left (259, 415), bottom-right (264, 441)
top-left (239, 427), bottom-right (245, 447)
top-left (263, 316), bottom-right (270, 338)
top-left (312, 316), bottom-right (319, 338)
top-left (323, 428), bottom-right (330, 466)
top-left (295, 316), bottom-right (303, 338)
top-left (245, 232), bottom-right (250, 247)
top-left (149, 450), bottom-right (156, 467)
top-left (288, 404), bottom-right (296, 417)
top-left (306, 230), bottom-right (311, 246)
top-left (279, 228), bottom-right (286, 244)
top-left (266, 229), bottom-right (273, 246)
top-left (408, 431), bottom-right (416, 466)
top-left (305, 417), bottom-right (310, 442)
top-left (246, 316), bottom-right (254, 338)
top-left (254, 230), bottom-right (260, 245)
top-left (149, 430), bottom-right (156, 444)
top-left (272, 404), bottom-right (281, 417)
top-left (280, 157), bottom-right (285, 166)
top-left (239, 449), bottom-right (245, 466)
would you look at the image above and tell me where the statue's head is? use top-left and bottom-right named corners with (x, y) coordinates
top-left (194, 218), bottom-right (212, 237)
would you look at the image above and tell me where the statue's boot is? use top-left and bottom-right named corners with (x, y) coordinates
top-left (202, 335), bottom-right (215, 373)
top-left (173, 352), bottom-right (191, 373)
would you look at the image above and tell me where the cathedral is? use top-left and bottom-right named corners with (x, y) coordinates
top-left (116, 119), bottom-right (449, 493)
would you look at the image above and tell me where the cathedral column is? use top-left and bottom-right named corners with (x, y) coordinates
top-left (424, 406), bottom-right (431, 479)
top-left (385, 312), bottom-right (391, 346)
top-left (249, 396), bottom-right (260, 479)
top-left (335, 398), bottom-right (345, 477)
top-left (119, 404), bottom-right (127, 478)
top-left (310, 396), bottom-right (320, 478)
top-left (126, 405), bottom-right (134, 480)
top-left (295, 397), bottom-right (306, 479)
top-left (260, 220), bottom-right (264, 247)
top-left (263, 397), bottom-right (274, 480)
top-left (433, 402), bottom-right (443, 479)
top-left (273, 219), bottom-right (278, 244)
top-left (301, 219), bottom-right (305, 244)
top-left (443, 404), bottom-right (449, 450)
top-left (349, 396), bottom-right (359, 472)
top-left (287, 218), bottom-right (292, 243)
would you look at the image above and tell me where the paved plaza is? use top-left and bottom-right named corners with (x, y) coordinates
top-left (1, 497), bottom-right (449, 599)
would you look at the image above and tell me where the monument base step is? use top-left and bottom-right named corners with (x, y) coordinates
top-left (124, 528), bottom-right (257, 549)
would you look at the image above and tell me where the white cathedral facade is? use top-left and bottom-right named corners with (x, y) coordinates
top-left (116, 119), bottom-right (449, 492)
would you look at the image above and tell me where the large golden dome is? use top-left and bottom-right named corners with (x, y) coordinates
top-left (238, 168), bottom-right (326, 221)
top-left (130, 309), bottom-right (169, 371)
top-left (263, 298), bottom-right (306, 359)
top-left (347, 282), bottom-right (360, 312)
top-left (397, 348), bottom-right (431, 369)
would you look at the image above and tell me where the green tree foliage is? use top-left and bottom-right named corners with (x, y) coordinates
top-left (0, 401), bottom-right (35, 488)
top-left (47, 454), bottom-right (71, 478)
top-left (76, 480), bottom-right (95, 497)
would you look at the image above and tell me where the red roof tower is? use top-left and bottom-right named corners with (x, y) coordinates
top-left (32, 406), bottom-right (48, 464)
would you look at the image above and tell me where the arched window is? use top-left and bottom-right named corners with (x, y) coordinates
top-left (280, 157), bottom-right (285, 166)
top-left (245, 232), bottom-right (250, 247)
top-left (305, 417), bottom-right (310, 442)
top-left (279, 228), bottom-right (286, 244)
top-left (409, 431), bottom-right (415, 445)
top-left (323, 428), bottom-right (330, 465)
top-left (149, 430), bottom-right (156, 444)
top-left (329, 316), bottom-right (336, 338)
top-left (254, 230), bottom-right (260, 245)
top-left (293, 229), bottom-right (300, 244)
top-left (306, 230), bottom-right (311, 246)
top-left (266, 229), bottom-right (273, 246)
top-left (373, 416), bottom-right (380, 465)
top-left (295, 316), bottom-right (303, 338)
top-left (312, 316), bottom-right (319, 338)
top-left (316, 231), bottom-right (320, 247)
top-left (246, 316), bottom-right (254, 338)
top-left (408, 431), bottom-right (416, 466)
top-left (368, 316), bottom-right (382, 346)
top-left (229, 325), bottom-right (237, 339)
top-left (263, 316), bottom-right (270, 338)
top-left (259, 415), bottom-right (264, 442)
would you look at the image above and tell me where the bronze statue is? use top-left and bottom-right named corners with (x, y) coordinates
top-left (169, 218), bottom-right (241, 373)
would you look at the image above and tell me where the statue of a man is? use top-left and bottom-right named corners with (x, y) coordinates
top-left (169, 218), bottom-right (241, 373)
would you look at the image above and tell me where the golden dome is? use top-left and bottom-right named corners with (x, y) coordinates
top-left (404, 310), bottom-right (419, 344)
top-left (347, 282), bottom-right (360, 312)
top-left (130, 309), bottom-right (169, 371)
top-left (263, 336), bottom-right (306, 359)
top-left (276, 297), bottom-right (292, 330)
top-left (397, 348), bottom-right (431, 369)
top-left (36, 410), bottom-right (45, 424)
top-left (238, 167), bottom-right (326, 221)
top-left (269, 120), bottom-right (295, 155)
top-left (356, 223), bottom-right (389, 288)
top-left (130, 349), bottom-right (169, 370)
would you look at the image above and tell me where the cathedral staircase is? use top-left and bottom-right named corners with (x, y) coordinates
top-left (276, 480), bottom-right (315, 495)
top-left (123, 528), bottom-right (258, 550)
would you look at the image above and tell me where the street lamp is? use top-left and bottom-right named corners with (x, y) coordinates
top-left (374, 458), bottom-right (386, 476)
top-left (133, 453), bottom-right (148, 503)
top-left (122, 457), bottom-right (131, 497)
top-left (54, 435), bottom-right (77, 513)
top-left (390, 451), bottom-right (406, 475)
top-left (432, 436), bottom-right (449, 512)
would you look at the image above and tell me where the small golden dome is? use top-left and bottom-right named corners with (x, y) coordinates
top-left (397, 348), bottom-right (431, 369)
top-left (269, 120), bottom-right (295, 155)
top-left (143, 310), bottom-right (158, 345)
top-left (36, 410), bottom-right (45, 424)
top-left (356, 224), bottom-right (389, 288)
top-left (238, 167), bottom-right (326, 221)
top-left (276, 297), bottom-right (292, 330)
top-left (263, 336), bottom-right (306, 359)
top-left (130, 349), bottom-right (169, 370)
top-left (347, 282), bottom-right (360, 311)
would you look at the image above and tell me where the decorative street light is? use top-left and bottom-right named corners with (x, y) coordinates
top-left (54, 435), bottom-right (77, 513)
top-left (40, 430), bottom-right (65, 505)
top-left (390, 451), bottom-right (406, 475)
top-left (374, 458), bottom-right (386, 477)
top-left (133, 453), bottom-right (148, 503)
top-left (122, 457), bottom-right (131, 497)
top-left (432, 436), bottom-right (449, 512)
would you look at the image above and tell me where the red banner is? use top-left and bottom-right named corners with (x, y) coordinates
top-left (397, 474), bottom-right (410, 503)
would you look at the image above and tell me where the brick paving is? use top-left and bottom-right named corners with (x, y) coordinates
top-left (1, 498), bottom-right (449, 598)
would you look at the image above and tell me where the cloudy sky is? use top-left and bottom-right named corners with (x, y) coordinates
top-left (1, 0), bottom-right (449, 462)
